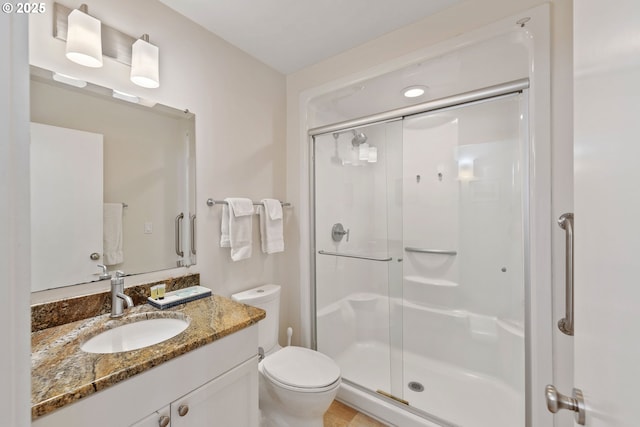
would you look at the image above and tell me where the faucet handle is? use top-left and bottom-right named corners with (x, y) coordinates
top-left (112, 271), bottom-right (126, 284)
top-left (97, 264), bottom-right (111, 280)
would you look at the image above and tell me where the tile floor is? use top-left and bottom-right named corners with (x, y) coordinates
top-left (323, 400), bottom-right (389, 427)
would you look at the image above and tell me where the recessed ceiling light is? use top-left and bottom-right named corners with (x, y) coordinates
top-left (402, 85), bottom-right (427, 98)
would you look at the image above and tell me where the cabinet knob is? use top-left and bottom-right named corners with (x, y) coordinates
top-left (158, 415), bottom-right (170, 427)
top-left (178, 404), bottom-right (189, 417)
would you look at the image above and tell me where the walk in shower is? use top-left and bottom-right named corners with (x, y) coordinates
top-left (311, 84), bottom-right (528, 426)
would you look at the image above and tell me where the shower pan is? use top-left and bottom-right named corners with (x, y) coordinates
top-left (311, 84), bottom-right (528, 427)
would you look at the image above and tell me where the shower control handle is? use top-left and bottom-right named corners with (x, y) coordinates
top-left (331, 223), bottom-right (350, 242)
top-left (545, 385), bottom-right (585, 425)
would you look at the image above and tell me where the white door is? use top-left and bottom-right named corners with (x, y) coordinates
top-left (573, 1), bottom-right (640, 426)
top-left (30, 123), bottom-right (103, 291)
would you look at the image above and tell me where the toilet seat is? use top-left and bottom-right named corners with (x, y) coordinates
top-left (261, 346), bottom-right (341, 393)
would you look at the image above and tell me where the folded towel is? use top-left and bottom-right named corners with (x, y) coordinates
top-left (258, 199), bottom-right (284, 254)
top-left (103, 203), bottom-right (123, 265)
top-left (220, 198), bottom-right (254, 261)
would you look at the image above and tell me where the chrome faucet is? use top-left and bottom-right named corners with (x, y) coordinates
top-left (97, 264), bottom-right (111, 280)
top-left (110, 270), bottom-right (134, 318)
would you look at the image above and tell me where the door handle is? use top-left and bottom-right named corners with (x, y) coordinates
top-left (175, 213), bottom-right (184, 257)
top-left (557, 212), bottom-right (574, 335)
top-left (545, 384), bottom-right (585, 425)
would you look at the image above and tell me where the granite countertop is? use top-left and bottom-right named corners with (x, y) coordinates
top-left (31, 294), bottom-right (265, 420)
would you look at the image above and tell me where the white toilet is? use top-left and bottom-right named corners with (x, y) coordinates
top-left (232, 284), bottom-right (341, 427)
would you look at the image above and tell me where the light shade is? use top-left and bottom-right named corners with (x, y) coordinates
top-left (130, 35), bottom-right (160, 88)
top-left (65, 8), bottom-right (103, 68)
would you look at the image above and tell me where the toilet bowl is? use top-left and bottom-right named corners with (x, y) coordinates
top-left (232, 284), bottom-right (341, 427)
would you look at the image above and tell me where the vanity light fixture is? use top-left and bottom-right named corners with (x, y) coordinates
top-left (65, 4), bottom-right (103, 68)
top-left (402, 85), bottom-right (427, 98)
top-left (53, 3), bottom-right (160, 89)
top-left (130, 34), bottom-right (160, 89)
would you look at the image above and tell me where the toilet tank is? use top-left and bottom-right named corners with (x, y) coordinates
top-left (231, 284), bottom-right (281, 354)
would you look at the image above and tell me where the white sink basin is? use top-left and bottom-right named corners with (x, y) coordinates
top-left (81, 317), bottom-right (189, 354)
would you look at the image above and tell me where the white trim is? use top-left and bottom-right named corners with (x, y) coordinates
top-left (0, 12), bottom-right (31, 427)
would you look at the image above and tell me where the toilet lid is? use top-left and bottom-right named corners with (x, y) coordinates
top-left (262, 346), bottom-right (340, 389)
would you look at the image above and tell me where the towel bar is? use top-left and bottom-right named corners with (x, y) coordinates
top-left (206, 198), bottom-right (291, 207)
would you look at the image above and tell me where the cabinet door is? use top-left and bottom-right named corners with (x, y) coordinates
top-left (130, 406), bottom-right (171, 427)
top-left (171, 358), bottom-right (259, 427)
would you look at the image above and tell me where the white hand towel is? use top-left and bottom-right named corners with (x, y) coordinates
top-left (220, 198), bottom-right (254, 261)
top-left (103, 203), bottom-right (123, 265)
top-left (258, 199), bottom-right (284, 254)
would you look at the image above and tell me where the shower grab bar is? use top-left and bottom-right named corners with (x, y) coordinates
top-left (318, 250), bottom-right (392, 262)
top-left (557, 213), bottom-right (574, 336)
top-left (404, 247), bottom-right (457, 256)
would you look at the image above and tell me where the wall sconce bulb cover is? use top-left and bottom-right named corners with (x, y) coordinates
top-left (65, 8), bottom-right (103, 68)
top-left (130, 37), bottom-right (160, 88)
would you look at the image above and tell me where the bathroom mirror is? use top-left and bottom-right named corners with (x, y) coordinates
top-left (30, 65), bottom-right (196, 292)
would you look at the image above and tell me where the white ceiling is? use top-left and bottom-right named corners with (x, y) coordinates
top-left (158, 0), bottom-right (464, 74)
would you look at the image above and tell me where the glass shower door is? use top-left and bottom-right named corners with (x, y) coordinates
top-left (400, 94), bottom-right (526, 426)
top-left (313, 120), bottom-right (403, 401)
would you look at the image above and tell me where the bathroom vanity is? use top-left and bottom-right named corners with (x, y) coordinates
top-left (31, 294), bottom-right (265, 427)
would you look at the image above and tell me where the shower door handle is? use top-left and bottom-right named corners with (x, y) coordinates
top-left (318, 250), bottom-right (392, 262)
top-left (545, 385), bottom-right (585, 425)
top-left (175, 213), bottom-right (184, 257)
top-left (557, 213), bottom-right (574, 335)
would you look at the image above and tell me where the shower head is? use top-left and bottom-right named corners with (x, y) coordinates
top-left (351, 130), bottom-right (368, 146)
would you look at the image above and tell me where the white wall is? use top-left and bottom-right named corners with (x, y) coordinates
top-left (29, 0), bottom-right (288, 307)
top-left (0, 13), bottom-right (31, 427)
top-left (287, 0), bottom-right (573, 425)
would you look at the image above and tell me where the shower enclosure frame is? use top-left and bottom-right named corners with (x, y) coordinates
top-left (308, 76), bottom-right (530, 340)
top-left (309, 80), bottom-right (532, 426)
top-left (298, 6), bottom-right (553, 426)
